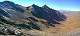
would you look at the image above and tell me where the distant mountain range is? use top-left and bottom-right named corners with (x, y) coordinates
top-left (0, 1), bottom-right (67, 35)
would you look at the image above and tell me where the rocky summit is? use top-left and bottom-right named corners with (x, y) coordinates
top-left (0, 1), bottom-right (66, 36)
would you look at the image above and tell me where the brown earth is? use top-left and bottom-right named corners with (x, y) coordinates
top-left (21, 12), bottom-right (80, 36)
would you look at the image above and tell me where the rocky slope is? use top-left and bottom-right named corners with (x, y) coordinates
top-left (0, 1), bottom-right (67, 36)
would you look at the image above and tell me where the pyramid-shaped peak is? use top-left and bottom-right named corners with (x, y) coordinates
top-left (32, 4), bottom-right (36, 6)
top-left (43, 5), bottom-right (48, 7)
top-left (30, 4), bottom-right (41, 9)
top-left (32, 4), bottom-right (39, 7)
top-left (1, 1), bottom-right (14, 4)
top-left (42, 5), bottom-right (50, 9)
top-left (3, 1), bottom-right (13, 3)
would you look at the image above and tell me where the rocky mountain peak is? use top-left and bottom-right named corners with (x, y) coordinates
top-left (42, 5), bottom-right (50, 9)
top-left (31, 4), bottom-right (41, 8)
top-left (3, 1), bottom-right (13, 3)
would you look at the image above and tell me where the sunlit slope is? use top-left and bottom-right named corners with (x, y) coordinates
top-left (59, 12), bottom-right (80, 32)
top-left (45, 12), bottom-right (80, 32)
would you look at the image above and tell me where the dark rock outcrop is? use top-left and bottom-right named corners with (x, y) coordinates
top-left (26, 4), bottom-right (66, 24)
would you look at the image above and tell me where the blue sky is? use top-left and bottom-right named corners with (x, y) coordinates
top-left (0, 0), bottom-right (80, 11)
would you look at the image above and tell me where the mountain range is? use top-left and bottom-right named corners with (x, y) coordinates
top-left (0, 1), bottom-right (67, 36)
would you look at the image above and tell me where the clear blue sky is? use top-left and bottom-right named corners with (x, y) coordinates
top-left (0, 0), bottom-right (80, 11)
